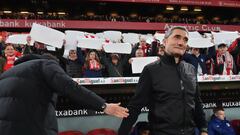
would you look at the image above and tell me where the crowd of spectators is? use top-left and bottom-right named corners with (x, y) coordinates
top-left (0, 11), bottom-right (239, 25)
top-left (1, 33), bottom-right (240, 78)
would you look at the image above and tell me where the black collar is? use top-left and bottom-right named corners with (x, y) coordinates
top-left (161, 53), bottom-right (182, 66)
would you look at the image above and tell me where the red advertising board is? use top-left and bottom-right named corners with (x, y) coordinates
top-left (91, 0), bottom-right (240, 8)
top-left (1, 19), bottom-right (240, 32)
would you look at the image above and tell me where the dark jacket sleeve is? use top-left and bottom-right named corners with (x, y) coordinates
top-left (130, 43), bottom-right (139, 57)
top-left (120, 54), bottom-right (131, 68)
top-left (118, 66), bottom-right (152, 135)
top-left (207, 46), bottom-right (216, 60)
top-left (77, 47), bottom-right (84, 65)
top-left (54, 45), bottom-right (65, 58)
top-left (41, 60), bottom-right (106, 111)
top-left (99, 51), bottom-right (110, 68)
top-left (194, 84), bottom-right (208, 133)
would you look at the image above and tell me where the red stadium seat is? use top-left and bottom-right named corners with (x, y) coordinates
top-left (230, 119), bottom-right (240, 135)
top-left (86, 128), bottom-right (117, 135)
top-left (58, 130), bottom-right (84, 135)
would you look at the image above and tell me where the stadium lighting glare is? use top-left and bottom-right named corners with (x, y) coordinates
top-left (57, 12), bottom-right (66, 15)
top-left (166, 6), bottom-right (174, 11)
top-left (3, 11), bottom-right (12, 14)
top-left (194, 7), bottom-right (202, 12)
top-left (180, 6), bottom-right (188, 11)
top-left (20, 11), bottom-right (29, 14)
top-left (37, 12), bottom-right (44, 14)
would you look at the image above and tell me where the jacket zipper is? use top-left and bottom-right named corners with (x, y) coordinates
top-left (177, 62), bottom-right (186, 134)
top-left (180, 79), bottom-right (186, 134)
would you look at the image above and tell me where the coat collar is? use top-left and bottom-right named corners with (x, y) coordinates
top-left (161, 53), bottom-right (182, 66)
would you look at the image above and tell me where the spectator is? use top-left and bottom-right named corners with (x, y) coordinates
top-left (0, 44), bottom-right (22, 73)
top-left (157, 44), bottom-right (165, 56)
top-left (31, 41), bottom-right (48, 55)
top-left (100, 51), bottom-right (129, 77)
top-left (208, 107), bottom-right (236, 135)
top-left (183, 47), bottom-right (212, 75)
top-left (15, 44), bottom-right (25, 54)
top-left (124, 48), bottom-right (145, 77)
top-left (30, 39), bottom-right (66, 70)
top-left (149, 40), bottom-right (165, 57)
top-left (83, 49), bottom-right (103, 78)
top-left (131, 36), bottom-right (151, 57)
top-left (228, 38), bottom-right (240, 74)
top-left (214, 43), bottom-right (237, 75)
top-left (64, 48), bottom-right (84, 78)
top-left (134, 48), bottom-right (145, 58)
top-left (22, 35), bottom-right (34, 55)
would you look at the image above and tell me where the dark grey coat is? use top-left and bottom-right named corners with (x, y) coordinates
top-left (0, 54), bottom-right (105, 135)
top-left (118, 54), bottom-right (207, 135)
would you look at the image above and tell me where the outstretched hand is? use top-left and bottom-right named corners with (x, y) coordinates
top-left (201, 132), bottom-right (208, 135)
top-left (103, 103), bottom-right (129, 118)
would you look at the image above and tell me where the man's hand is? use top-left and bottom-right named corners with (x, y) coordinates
top-left (201, 132), bottom-right (208, 135)
top-left (103, 103), bottom-right (129, 118)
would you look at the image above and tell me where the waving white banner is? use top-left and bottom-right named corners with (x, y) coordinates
top-left (30, 23), bottom-right (65, 48)
top-left (154, 33), bottom-right (165, 43)
top-left (77, 38), bottom-right (104, 50)
top-left (65, 30), bottom-right (85, 50)
top-left (103, 43), bottom-right (132, 54)
top-left (188, 38), bottom-right (214, 48)
top-left (103, 30), bottom-right (122, 43)
top-left (131, 57), bottom-right (159, 74)
top-left (212, 31), bottom-right (239, 46)
top-left (122, 33), bottom-right (140, 45)
top-left (189, 31), bottom-right (202, 39)
top-left (5, 34), bottom-right (34, 45)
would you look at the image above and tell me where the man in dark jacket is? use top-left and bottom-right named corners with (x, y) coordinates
top-left (64, 48), bottom-right (84, 78)
top-left (0, 54), bottom-right (129, 135)
top-left (99, 50), bottom-right (129, 77)
top-left (183, 47), bottom-right (210, 75)
top-left (118, 26), bottom-right (208, 135)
